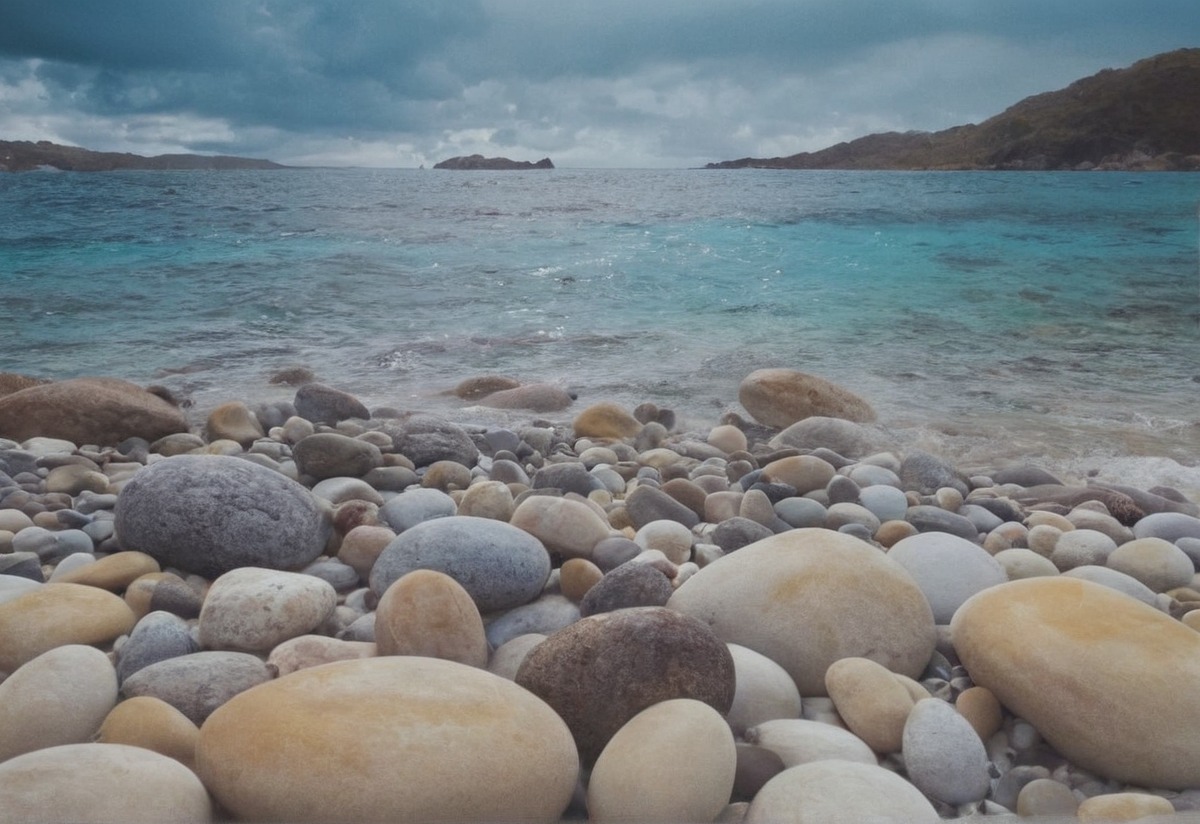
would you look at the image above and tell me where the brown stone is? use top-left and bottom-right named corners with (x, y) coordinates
top-left (54, 551), bottom-right (161, 592)
top-left (96, 695), bottom-right (201, 772)
top-left (0, 583), bottom-right (136, 672)
top-left (0, 378), bottom-right (188, 446)
top-left (479, 383), bottom-right (574, 412)
top-left (451, 374), bottom-right (521, 400)
top-left (738, 368), bottom-right (876, 428)
top-left (572, 402), bottom-right (642, 439)
top-left (374, 569), bottom-right (488, 667)
top-left (204, 401), bottom-right (264, 446)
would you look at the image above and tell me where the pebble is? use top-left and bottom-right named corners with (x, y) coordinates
top-left (1107, 536), bottom-right (1195, 592)
top-left (633, 518), bottom-right (693, 563)
top-left (738, 368), bottom-right (876, 428)
top-left (625, 482), bottom-right (701, 529)
top-left (370, 515), bottom-right (551, 612)
top-left (824, 656), bottom-right (916, 754)
top-left (120, 650), bottom-right (275, 725)
top-left (515, 606), bottom-right (735, 765)
top-left (886, 532), bottom-right (1006, 624)
top-left (572, 402), bottom-right (642, 438)
top-left (0, 582), bottom-right (136, 672)
top-left (197, 657), bottom-right (579, 823)
top-left (668, 528), bottom-right (935, 696)
top-left (994, 547), bottom-right (1059, 579)
top-left (955, 684), bottom-right (1003, 741)
top-left (0, 644), bottom-right (118, 762)
top-left (558, 557), bottom-right (603, 601)
top-left (1016, 777), bottom-right (1080, 817)
top-left (292, 382), bottom-right (370, 425)
top-left (117, 610), bottom-right (200, 683)
top-left (1076, 792), bottom-right (1176, 822)
top-left (1050, 527), bottom-right (1118, 571)
top-left (1062, 564), bottom-right (1159, 607)
top-left (904, 504), bottom-right (979, 541)
top-left (0, 743), bottom-right (212, 824)
top-left (726, 643), bottom-right (804, 737)
top-left (456, 479), bottom-right (515, 520)
top-left (745, 718), bottom-right (876, 766)
top-left (96, 695), bottom-right (201, 771)
top-left (375, 569), bottom-right (488, 666)
top-left (487, 632), bottom-right (546, 680)
top-left (578, 560), bottom-right (674, 616)
top-left (51, 549), bottom-right (160, 591)
top-left (587, 699), bottom-right (736, 824)
top-left (198, 567), bottom-right (337, 652)
top-left (745, 760), bottom-right (939, 824)
top-left (483, 594), bottom-right (580, 648)
top-left (509, 494), bottom-right (612, 559)
top-left (901, 697), bottom-right (991, 805)
top-left (204, 400), bottom-right (265, 446)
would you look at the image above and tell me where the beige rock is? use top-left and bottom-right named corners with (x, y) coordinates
top-left (738, 368), bottom-right (877, 428)
top-left (633, 519), bottom-right (693, 564)
top-left (510, 495), bottom-right (612, 559)
top-left (196, 657), bottom-right (579, 824)
top-left (708, 424), bottom-right (748, 454)
top-left (668, 529), bottom-right (935, 696)
top-left (588, 699), bottom-right (736, 824)
top-left (0, 582), bottom-right (136, 672)
top-left (478, 383), bottom-right (574, 412)
top-left (0, 377), bottom-right (188, 446)
top-left (452, 374), bottom-right (521, 400)
top-left (0, 509), bottom-right (34, 532)
top-left (336, 524), bottom-right (395, 580)
top-left (198, 567), bottom-right (337, 653)
top-left (994, 547), bottom-right (1059, 580)
top-left (1107, 537), bottom-right (1195, 593)
top-left (53, 550), bottom-right (161, 592)
top-left (726, 643), bottom-right (803, 737)
top-left (267, 635), bottom-right (377, 676)
top-left (204, 401), bottom-right (264, 446)
top-left (760, 455), bottom-right (836, 496)
top-left (824, 656), bottom-right (915, 754)
top-left (0, 645), bottom-right (117, 762)
top-left (44, 463), bottom-right (109, 495)
top-left (955, 685), bottom-right (1003, 741)
top-left (1015, 777), bottom-right (1079, 817)
top-left (1026, 523), bottom-right (1064, 557)
top-left (745, 760), bottom-right (938, 824)
top-left (1076, 792), bottom-right (1175, 822)
top-left (559, 558), bottom-right (603, 601)
top-left (456, 479), bottom-right (515, 521)
top-left (951, 576), bottom-right (1200, 788)
top-left (0, 743), bottom-right (211, 824)
top-left (488, 633), bottom-right (546, 680)
top-left (875, 519), bottom-right (918, 548)
top-left (573, 402), bottom-right (642, 439)
top-left (374, 569), bottom-right (488, 667)
top-left (744, 718), bottom-right (876, 767)
top-left (96, 696), bottom-right (200, 772)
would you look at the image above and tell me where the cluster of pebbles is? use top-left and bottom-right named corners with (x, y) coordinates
top-left (2, 368), bottom-right (1200, 823)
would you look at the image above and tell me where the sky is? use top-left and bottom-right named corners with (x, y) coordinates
top-left (1, 1), bottom-right (1197, 169)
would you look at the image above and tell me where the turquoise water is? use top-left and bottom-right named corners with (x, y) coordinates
top-left (1, 168), bottom-right (1198, 482)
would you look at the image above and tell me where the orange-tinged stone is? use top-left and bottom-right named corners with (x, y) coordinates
top-left (0, 583), bottom-right (136, 672)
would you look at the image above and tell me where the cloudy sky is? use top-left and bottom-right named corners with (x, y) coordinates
top-left (1, 1), bottom-right (1196, 168)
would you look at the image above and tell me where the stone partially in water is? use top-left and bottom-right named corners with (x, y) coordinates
top-left (738, 368), bottom-right (877, 428)
top-left (0, 378), bottom-right (188, 446)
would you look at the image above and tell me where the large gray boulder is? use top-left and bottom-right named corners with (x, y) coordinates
top-left (114, 455), bottom-right (331, 579)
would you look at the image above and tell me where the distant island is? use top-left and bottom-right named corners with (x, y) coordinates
top-left (0, 140), bottom-right (288, 172)
top-left (707, 48), bottom-right (1200, 171)
top-left (434, 154), bottom-right (554, 170)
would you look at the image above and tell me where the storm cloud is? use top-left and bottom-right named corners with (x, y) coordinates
top-left (1, 0), bottom-right (1196, 167)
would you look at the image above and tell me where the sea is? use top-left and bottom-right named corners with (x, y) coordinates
top-left (1, 167), bottom-right (1198, 491)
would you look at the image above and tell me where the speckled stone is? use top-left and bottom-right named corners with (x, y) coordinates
top-left (119, 650), bottom-right (274, 725)
top-left (198, 567), bottom-right (338, 653)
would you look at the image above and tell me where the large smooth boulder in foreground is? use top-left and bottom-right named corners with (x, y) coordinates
top-left (0, 378), bottom-right (188, 445)
top-left (668, 528), bottom-right (935, 696)
top-left (952, 577), bottom-right (1200, 789)
top-left (197, 657), bottom-right (578, 824)
top-left (115, 455), bottom-right (331, 579)
top-left (516, 606), bottom-right (735, 765)
top-left (0, 743), bottom-right (212, 824)
top-left (739, 368), bottom-right (876, 428)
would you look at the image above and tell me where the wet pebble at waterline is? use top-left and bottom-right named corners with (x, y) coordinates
top-left (3, 368), bottom-right (1200, 823)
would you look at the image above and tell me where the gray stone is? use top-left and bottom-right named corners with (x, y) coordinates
top-left (579, 561), bottom-right (675, 617)
top-left (369, 515), bottom-right (551, 613)
top-left (990, 465), bottom-right (1063, 487)
top-left (900, 452), bottom-right (968, 496)
top-left (116, 610), bottom-right (199, 684)
top-left (1133, 511), bottom-right (1200, 543)
top-left (858, 484), bottom-right (909, 523)
top-left (591, 536), bottom-right (642, 571)
top-left (292, 433), bottom-right (382, 480)
top-left (959, 503), bottom-right (1004, 533)
top-left (1062, 565), bottom-right (1158, 607)
top-left (293, 383), bottom-right (370, 425)
top-left (712, 517), bottom-right (775, 553)
top-left (773, 497), bottom-right (828, 529)
top-left (905, 505), bottom-right (979, 541)
top-left (484, 594), bottom-right (580, 648)
top-left (484, 428), bottom-right (521, 455)
top-left (887, 533), bottom-right (1007, 624)
top-left (377, 487), bottom-right (457, 532)
top-left (625, 484), bottom-right (700, 530)
top-left (768, 417), bottom-right (888, 459)
top-left (114, 455), bottom-right (331, 579)
top-left (532, 462), bottom-right (602, 497)
top-left (378, 414), bottom-right (479, 468)
top-left (362, 465), bottom-right (419, 492)
top-left (826, 475), bottom-right (861, 505)
top-left (902, 698), bottom-right (990, 805)
top-left (119, 650), bottom-right (274, 725)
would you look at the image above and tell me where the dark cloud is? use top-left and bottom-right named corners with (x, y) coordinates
top-left (0, 0), bottom-right (1196, 167)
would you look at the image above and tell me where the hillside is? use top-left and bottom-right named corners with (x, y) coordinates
top-left (434, 154), bottom-right (554, 170)
top-left (0, 140), bottom-right (288, 172)
top-left (707, 48), bottom-right (1200, 171)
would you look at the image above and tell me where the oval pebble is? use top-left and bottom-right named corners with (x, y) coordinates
top-left (901, 697), bottom-right (990, 805)
top-left (745, 759), bottom-right (939, 824)
top-left (198, 567), bottom-right (337, 653)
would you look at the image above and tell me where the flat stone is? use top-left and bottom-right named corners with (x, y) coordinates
top-left (479, 383), bottom-right (574, 412)
top-left (1077, 792), bottom-right (1175, 822)
top-left (378, 487), bottom-right (456, 532)
top-left (375, 569), bottom-right (488, 666)
top-left (746, 760), bottom-right (938, 824)
top-left (951, 576), bottom-right (1200, 788)
top-left (293, 383), bottom-right (370, 425)
top-left (515, 606), bottom-right (735, 765)
top-left (370, 515), bottom-right (551, 613)
top-left (668, 528), bottom-right (936, 696)
top-left (198, 567), bottom-right (338, 653)
top-left (484, 594), bottom-right (580, 648)
top-left (52, 550), bottom-right (160, 591)
top-left (904, 504), bottom-right (979, 540)
top-left (114, 454), bottom-right (331, 579)
top-left (196, 657), bottom-right (578, 823)
top-left (0, 378), bottom-right (188, 446)
top-left (0, 582), bottom-right (136, 673)
top-left (1132, 511), bottom-right (1200, 543)
top-left (0, 644), bottom-right (118, 762)
top-left (0, 743), bottom-right (211, 824)
top-left (267, 635), bottom-right (377, 676)
top-left (1107, 536), bottom-right (1195, 592)
top-left (587, 699), bottom-right (736, 824)
top-left (625, 483), bottom-right (700, 529)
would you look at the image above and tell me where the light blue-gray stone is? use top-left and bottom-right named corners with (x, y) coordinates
top-left (378, 487), bottom-right (457, 532)
top-left (858, 484), bottom-right (909, 523)
top-left (1133, 512), bottom-right (1200, 543)
top-left (116, 611), bottom-right (200, 684)
top-left (485, 594), bottom-right (580, 648)
top-left (902, 698), bottom-right (990, 805)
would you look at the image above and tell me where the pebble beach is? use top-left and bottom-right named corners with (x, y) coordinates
top-left (3, 366), bottom-right (1200, 824)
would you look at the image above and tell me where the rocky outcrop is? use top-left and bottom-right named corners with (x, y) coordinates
top-left (433, 154), bottom-right (554, 170)
top-left (0, 140), bottom-right (287, 173)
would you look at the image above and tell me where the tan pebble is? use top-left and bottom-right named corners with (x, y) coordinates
top-left (739, 488), bottom-right (777, 527)
top-left (45, 464), bottom-right (110, 495)
top-left (891, 673), bottom-right (930, 703)
top-left (674, 561), bottom-right (699, 587)
top-left (32, 511), bottom-right (60, 529)
top-left (202, 438), bottom-right (244, 455)
top-left (488, 633), bottom-right (546, 680)
top-left (375, 569), bottom-right (488, 667)
top-left (198, 567), bottom-right (337, 653)
top-left (1076, 792), bottom-right (1175, 822)
top-left (588, 489), bottom-right (613, 507)
top-left (420, 460), bottom-right (472, 491)
top-left (956, 685), bottom-right (1003, 741)
top-left (560, 558), bottom-right (604, 601)
top-left (123, 572), bottom-right (182, 619)
top-left (1067, 509), bottom-right (1134, 545)
top-left (1108, 537), bottom-right (1195, 593)
top-left (994, 547), bottom-right (1060, 580)
top-left (578, 446), bottom-right (620, 467)
top-left (53, 550), bottom-right (161, 592)
top-left (824, 656), bottom-right (915, 754)
top-left (746, 718), bottom-right (876, 767)
top-left (875, 519), bottom-right (918, 547)
top-left (705, 490), bottom-right (744, 523)
top-left (336, 524), bottom-right (395, 580)
top-left (573, 402), bottom-right (642, 439)
top-left (726, 644), bottom-right (803, 737)
top-left (1026, 523), bottom-right (1063, 557)
top-left (204, 401), bottom-right (265, 447)
top-left (510, 495), bottom-right (613, 560)
top-left (96, 695), bottom-right (201, 772)
top-left (639, 447), bottom-right (684, 469)
top-left (633, 519), bottom-right (693, 564)
top-left (607, 506), bottom-right (634, 532)
top-left (0, 583), bottom-right (136, 672)
top-left (760, 455), bottom-right (836, 496)
top-left (588, 699), bottom-right (736, 824)
top-left (1015, 777), bottom-right (1079, 817)
top-left (708, 424), bottom-right (748, 454)
top-left (1183, 609), bottom-right (1200, 632)
top-left (935, 486), bottom-right (963, 511)
top-left (267, 635), bottom-right (377, 676)
top-left (0, 509), bottom-right (34, 532)
top-left (456, 480), bottom-right (515, 521)
top-left (1025, 510), bottom-right (1075, 531)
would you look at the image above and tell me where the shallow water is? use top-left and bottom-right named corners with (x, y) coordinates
top-left (1, 167), bottom-right (1198, 488)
